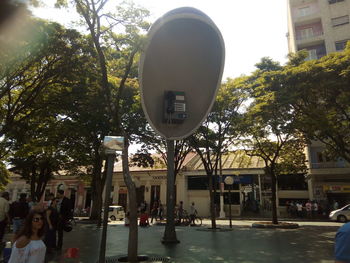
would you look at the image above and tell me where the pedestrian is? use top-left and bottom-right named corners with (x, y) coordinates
top-left (27, 196), bottom-right (36, 210)
top-left (305, 200), bottom-right (312, 219)
top-left (56, 190), bottom-right (72, 250)
top-left (124, 212), bottom-right (130, 227)
top-left (296, 202), bottom-right (303, 218)
top-left (9, 193), bottom-right (29, 234)
top-left (189, 202), bottom-right (197, 226)
top-left (8, 210), bottom-right (46, 263)
top-left (150, 204), bottom-right (158, 224)
top-left (44, 198), bottom-right (59, 253)
top-left (334, 222), bottom-right (350, 263)
top-left (157, 203), bottom-right (163, 221)
top-left (46, 193), bottom-right (55, 208)
top-left (312, 201), bottom-right (318, 219)
top-left (178, 201), bottom-right (184, 224)
top-left (0, 192), bottom-right (10, 244)
top-left (139, 209), bottom-right (149, 227)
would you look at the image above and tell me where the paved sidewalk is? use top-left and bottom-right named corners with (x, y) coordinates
top-left (41, 220), bottom-right (340, 263)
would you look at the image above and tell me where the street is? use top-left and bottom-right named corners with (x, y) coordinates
top-left (45, 219), bottom-right (342, 263)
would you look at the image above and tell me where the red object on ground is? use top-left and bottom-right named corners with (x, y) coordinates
top-left (64, 247), bottom-right (80, 258)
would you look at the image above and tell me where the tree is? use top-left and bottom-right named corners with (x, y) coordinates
top-left (1, 17), bottom-right (99, 199)
top-left (54, 0), bottom-right (149, 227)
top-left (241, 57), bottom-right (307, 224)
top-left (280, 46), bottom-right (350, 162)
top-left (54, 1), bottom-right (150, 260)
top-left (189, 79), bottom-right (247, 228)
top-left (0, 18), bottom-right (90, 155)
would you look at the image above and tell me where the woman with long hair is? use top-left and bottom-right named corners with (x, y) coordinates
top-left (8, 210), bottom-right (46, 263)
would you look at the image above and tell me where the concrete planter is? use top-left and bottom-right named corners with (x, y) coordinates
top-left (252, 222), bottom-right (299, 229)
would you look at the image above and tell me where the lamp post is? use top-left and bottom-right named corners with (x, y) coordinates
top-left (219, 152), bottom-right (226, 219)
top-left (224, 176), bottom-right (234, 228)
top-left (99, 136), bottom-right (124, 263)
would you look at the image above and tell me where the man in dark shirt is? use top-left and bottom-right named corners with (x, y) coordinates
top-left (9, 193), bottom-right (29, 234)
top-left (56, 190), bottom-right (72, 250)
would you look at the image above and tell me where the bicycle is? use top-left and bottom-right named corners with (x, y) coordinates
top-left (182, 210), bottom-right (202, 226)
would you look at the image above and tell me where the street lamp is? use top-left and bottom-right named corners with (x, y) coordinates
top-left (224, 176), bottom-right (234, 228)
top-left (99, 136), bottom-right (124, 263)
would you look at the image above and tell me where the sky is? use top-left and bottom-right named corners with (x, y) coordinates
top-left (32, 0), bottom-right (289, 80)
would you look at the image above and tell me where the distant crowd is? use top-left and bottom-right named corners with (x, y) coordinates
top-left (285, 200), bottom-right (339, 218)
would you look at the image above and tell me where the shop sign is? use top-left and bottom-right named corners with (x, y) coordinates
top-left (323, 185), bottom-right (350, 192)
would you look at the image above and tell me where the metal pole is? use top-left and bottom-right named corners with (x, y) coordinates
top-left (99, 153), bottom-right (116, 263)
top-left (229, 184), bottom-right (232, 228)
top-left (219, 152), bottom-right (225, 218)
top-left (162, 139), bottom-right (179, 244)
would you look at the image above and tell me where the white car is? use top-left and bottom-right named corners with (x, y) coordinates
top-left (108, 205), bottom-right (125, 221)
top-left (329, 204), bottom-right (350, 222)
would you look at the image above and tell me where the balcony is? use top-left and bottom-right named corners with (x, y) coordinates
top-left (293, 13), bottom-right (321, 26)
top-left (296, 31), bottom-right (324, 47)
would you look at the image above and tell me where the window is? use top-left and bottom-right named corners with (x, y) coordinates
top-left (299, 6), bottom-right (310, 17)
top-left (317, 152), bottom-right (324, 162)
top-left (332, 15), bottom-right (349, 27)
top-left (335, 40), bottom-right (349, 51)
top-left (277, 174), bottom-right (308, 190)
top-left (188, 176), bottom-right (209, 190)
top-left (306, 49), bottom-right (317, 60)
top-left (329, 0), bottom-right (345, 4)
top-left (300, 27), bottom-right (313, 39)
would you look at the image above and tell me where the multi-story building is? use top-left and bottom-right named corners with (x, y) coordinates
top-left (287, 0), bottom-right (350, 208)
top-left (287, 0), bottom-right (350, 59)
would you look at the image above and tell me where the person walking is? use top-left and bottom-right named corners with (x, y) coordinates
top-left (189, 202), bottom-right (198, 226)
top-left (157, 203), bottom-right (163, 221)
top-left (0, 192), bottom-right (10, 244)
top-left (9, 193), bottom-right (29, 234)
top-left (296, 202), bottom-right (303, 218)
top-left (150, 204), bottom-right (158, 224)
top-left (305, 200), bottom-right (312, 219)
top-left (178, 201), bottom-right (184, 224)
top-left (8, 210), bottom-right (46, 263)
top-left (56, 190), bottom-right (72, 250)
top-left (44, 198), bottom-right (59, 253)
top-left (312, 201), bottom-right (319, 219)
top-left (139, 210), bottom-right (149, 227)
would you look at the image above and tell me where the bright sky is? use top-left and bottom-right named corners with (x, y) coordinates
top-left (32, 0), bottom-right (289, 80)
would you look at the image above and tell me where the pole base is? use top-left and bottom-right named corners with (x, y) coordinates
top-left (161, 237), bottom-right (180, 245)
top-left (219, 211), bottom-right (226, 219)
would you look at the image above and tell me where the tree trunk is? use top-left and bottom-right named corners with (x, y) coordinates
top-left (90, 156), bottom-right (103, 221)
top-left (89, 137), bottom-right (105, 221)
top-left (208, 173), bottom-right (217, 229)
top-left (122, 137), bottom-right (138, 262)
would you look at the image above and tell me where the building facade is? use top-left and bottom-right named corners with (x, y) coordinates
top-left (112, 151), bottom-right (309, 217)
top-left (287, 0), bottom-right (350, 59)
top-left (287, 0), bottom-right (350, 207)
top-left (5, 174), bottom-right (91, 214)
